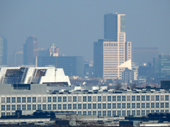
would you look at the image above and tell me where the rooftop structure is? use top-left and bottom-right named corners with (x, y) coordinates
top-left (0, 66), bottom-right (71, 86)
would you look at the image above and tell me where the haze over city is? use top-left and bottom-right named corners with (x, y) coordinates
top-left (0, 0), bottom-right (170, 61)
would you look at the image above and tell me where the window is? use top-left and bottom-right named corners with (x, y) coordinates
top-left (68, 96), bottom-right (72, 102)
top-left (108, 103), bottom-right (111, 109)
top-left (117, 110), bottom-right (121, 116)
top-left (142, 95), bottom-right (145, 101)
top-left (43, 104), bottom-right (46, 110)
top-left (113, 111), bottom-right (116, 116)
top-left (122, 110), bottom-right (126, 116)
top-left (103, 103), bottom-right (106, 109)
top-left (127, 96), bottom-right (130, 101)
top-left (83, 104), bottom-right (86, 109)
top-left (32, 97), bottom-right (36, 103)
top-left (122, 96), bottom-right (126, 101)
top-left (108, 111), bottom-right (111, 116)
top-left (83, 111), bottom-right (87, 115)
top-left (63, 104), bottom-right (67, 109)
top-left (161, 95), bottom-right (164, 101)
top-left (117, 96), bottom-right (121, 101)
top-left (146, 103), bottom-right (150, 108)
top-left (1, 112), bottom-right (5, 116)
top-left (58, 97), bottom-right (62, 102)
top-left (38, 97), bottom-right (41, 102)
top-left (32, 104), bottom-right (36, 110)
top-left (112, 96), bottom-right (116, 101)
top-left (83, 96), bottom-right (87, 102)
top-left (88, 104), bottom-right (91, 109)
top-left (151, 103), bottom-right (154, 108)
top-left (93, 96), bottom-right (96, 102)
top-left (113, 103), bottom-right (116, 109)
top-left (7, 105), bottom-right (10, 110)
top-left (53, 104), bottom-right (57, 110)
top-left (165, 102), bottom-right (169, 108)
top-left (7, 97), bottom-right (10, 103)
top-left (132, 110), bottom-right (135, 115)
top-left (156, 95), bottom-right (159, 101)
top-left (103, 96), bottom-right (106, 101)
top-left (12, 97), bottom-right (15, 103)
top-left (68, 104), bottom-right (72, 109)
top-left (151, 95), bottom-right (154, 101)
top-left (93, 111), bottom-right (96, 116)
top-left (78, 104), bottom-right (81, 109)
top-left (73, 96), bottom-right (77, 102)
top-left (78, 111), bottom-right (81, 115)
top-left (117, 103), bottom-right (121, 109)
top-left (88, 96), bottom-right (91, 102)
top-left (27, 105), bottom-right (31, 110)
top-left (142, 103), bottom-right (145, 108)
top-left (103, 111), bottom-right (106, 116)
top-left (73, 104), bottom-right (77, 109)
top-left (1, 97), bottom-right (5, 103)
top-left (88, 111), bottom-right (91, 115)
top-left (98, 103), bottom-right (101, 109)
top-left (53, 97), bottom-right (56, 102)
top-left (22, 97), bottom-right (26, 103)
top-left (137, 110), bottom-right (140, 115)
top-left (146, 95), bottom-right (150, 101)
top-left (137, 96), bottom-right (140, 101)
top-left (132, 103), bottom-right (135, 108)
top-left (12, 105), bottom-right (15, 110)
top-left (161, 103), bottom-right (164, 108)
top-left (156, 103), bottom-right (159, 108)
top-left (78, 96), bottom-right (81, 102)
top-left (38, 104), bottom-right (41, 110)
top-left (27, 97), bottom-right (31, 103)
top-left (132, 96), bottom-right (135, 101)
top-left (142, 110), bottom-right (145, 116)
top-left (127, 103), bottom-right (130, 108)
top-left (58, 104), bottom-right (61, 110)
top-left (48, 97), bottom-right (51, 102)
top-left (165, 95), bottom-right (169, 101)
top-left (122, 103), bottom-right (126, 109)
top-left (17, 97), bottom-right (21, 103)
top-left (48, 104), bottom-right (51, 110)
top-left (22, 105), bottom-right (26, 110)
top-left (97, 111), bottom-right (101, 116)
top-left (146, 110), bottom-right (150, 115)
top-left (127, 110), bottom-right (130, 116)
top-left (63, 96), bottom-right (67, 102)
top-left (137, 103), bottom-right (140, 108)
top-left (43, 97), bottom-right (46, 102)
top-left (107, 96), bottom-right (111, 101)
top-left (17, 105), bottom-right (21, 110)
top-left (98, 96), bottom-right (101, 101)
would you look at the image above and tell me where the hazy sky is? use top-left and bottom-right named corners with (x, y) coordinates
top-left (0, 0), bottom-right (170, 61)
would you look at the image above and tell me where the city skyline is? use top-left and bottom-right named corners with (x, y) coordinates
top-left (0, 0), bottom-right (170, 62)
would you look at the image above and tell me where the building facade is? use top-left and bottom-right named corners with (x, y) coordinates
top-left (0, 84), bottom-right (169, 117)
top-left (23, 35), bottom-right (38, 65)
top-left (94, 13), bottom-right (131, 80)
top-left (0, 35), bottom-right (7, 65)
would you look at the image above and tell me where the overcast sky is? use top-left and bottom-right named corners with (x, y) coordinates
top-left (0, 0), bottom-right (170, 61)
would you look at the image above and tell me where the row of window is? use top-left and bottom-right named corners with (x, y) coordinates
top-left (1, 102), bottom-right (169, 111)
top-left (1, 95), bottom-right (169, 103)
top-left (1, 110), bottom-right (169, 117)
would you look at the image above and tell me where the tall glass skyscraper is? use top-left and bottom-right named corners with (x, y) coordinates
top-left (0, 35), bottom-right (7, 65)
top-left (94, 13), bottom-right (131, 80)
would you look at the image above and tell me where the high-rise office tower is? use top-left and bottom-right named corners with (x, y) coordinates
top-left (94, 13), bottom-right (131, 80)
top-left (0, 35), bottom-right (7, 65)
top-left (23, 35), bottom-right (38, 65)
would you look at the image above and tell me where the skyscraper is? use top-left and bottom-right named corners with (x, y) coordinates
top-left (0, 35), bottom-right (7, 65)
top-left (23, 35), bottom-right (38, 65)
top-left (94, 13), bottom-right (131, 80)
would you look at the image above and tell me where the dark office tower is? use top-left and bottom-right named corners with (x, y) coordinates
top-left (23, 35), bottom-right (38, 65)
top-left (104, 13), bottom-right (125, 41)
top-left (0, 35), bottom-right (7, 65)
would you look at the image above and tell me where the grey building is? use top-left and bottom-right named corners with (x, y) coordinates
top-left (0, 35), bottom-right (7, 65)
top-left (133, 47), bottom-right (159, 66)
top-left (122, 68), bottom-right (134, 83)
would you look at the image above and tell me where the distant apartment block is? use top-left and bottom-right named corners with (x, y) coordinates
top-left (94, 13), bottom-right (131, 80)
top-left (133, 47), bottom-right (159, 66)
top-left (0, 35), bottom-right (7, 65)
top-left (23, 35), bottom-right (38, 65)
